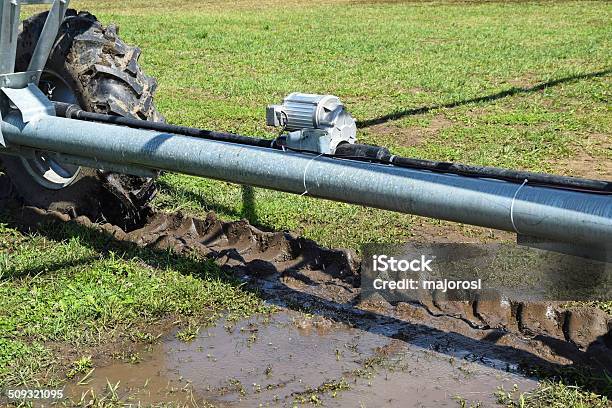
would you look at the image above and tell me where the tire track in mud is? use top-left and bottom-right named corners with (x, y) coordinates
top-left (3, 195), bottom-right (609, 376)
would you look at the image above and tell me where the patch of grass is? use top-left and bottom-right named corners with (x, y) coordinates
top-left (61, 380), bottom-right (216, 408)
top-left (292, 378), bottom-right (351, 406)
top-left (455, 396), bottom-right (483, 408)
top-left (566, 301), bottom-right (612, 316)
top-left (496, 381), bottom-right (611, 408)
top-left (0, 338), bottom-right (50, 387)
top-left (0, 220), bottom-right (270, 387)
top-left (495, 366), bottom-right (612, 407)
top-left (66, 356), bottom-right (92, 379)
top-left (175, 321), bottom-right (201, 342)
top-left (596, 302), bottom-right (612, 315)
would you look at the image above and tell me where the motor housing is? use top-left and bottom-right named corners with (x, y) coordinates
top-left (266, 93), bottom-right (356, 154)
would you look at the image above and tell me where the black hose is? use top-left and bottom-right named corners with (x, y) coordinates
top-left (334, 143), bottom-right (611, 193)
top-left (390, 156), bottom-right (611, 193)
top-left (54, 102), bottom-right (611, 193)
top-left (53, 102), bottom-right (278, 149)
top-left (334, 142), bottom-right (391, 160)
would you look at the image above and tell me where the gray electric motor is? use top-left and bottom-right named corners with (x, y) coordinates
top-left (266, 93), bottom-right (357, 154)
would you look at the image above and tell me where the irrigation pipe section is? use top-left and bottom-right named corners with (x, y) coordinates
top-left (2, 109), bottom-right (611, 248)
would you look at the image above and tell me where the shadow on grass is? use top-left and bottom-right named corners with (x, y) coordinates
top-left (357, 69), bottom-right (612, 128)
top-left (156, 179), bottom-right (264, 229)
top-left (241, 185), bottom-right (258, 225)
top-left (0, 256), bottom-right (100, 280)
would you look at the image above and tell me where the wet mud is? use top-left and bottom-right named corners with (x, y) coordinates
top-left (8, 203), bottom-right (611, 364)
top-left (65, 311), bottom-right (537, 407)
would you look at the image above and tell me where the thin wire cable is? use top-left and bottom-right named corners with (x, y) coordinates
top-left (510, 179), bottom-right (528, 233)
top-left (301, 153), bottom-right (325, 196)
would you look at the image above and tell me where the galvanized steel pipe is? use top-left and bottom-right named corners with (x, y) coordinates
top-left (2, 113), bottom-right (611, 246)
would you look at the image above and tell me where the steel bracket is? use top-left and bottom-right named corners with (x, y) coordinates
top-left (0, 83), bottom-right (55, 146)
top-left (0, 70), bottom-right (42, 88)
top-left (0, 0), bottom-right (21, 75)
top-left (0, 72), bottom-right (44, 147)
top-left (2, 84), bottom-right (55, 122)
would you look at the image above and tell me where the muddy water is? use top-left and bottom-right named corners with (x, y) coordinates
top-left (66, 310), bottom-right (536, 407)
top-left (64, 349), bottom-right (191, 407)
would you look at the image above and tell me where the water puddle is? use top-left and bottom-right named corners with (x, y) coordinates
top-left (65, 310), bottom-right (536, 407)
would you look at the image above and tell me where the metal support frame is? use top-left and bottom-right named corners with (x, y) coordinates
top-left (2, 84), bottom-right (55, 121)
top-left (27, 0), bottom-right (69, 72)
top-left (0, 0), bottom-right (69, 79)
top-left (0, 0), bottom-right (21, 74)
top-left (0, 0), bottom-right (68, 145)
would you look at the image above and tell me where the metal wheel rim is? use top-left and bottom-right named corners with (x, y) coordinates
top-left (20, 70), bottom-right (81, 190)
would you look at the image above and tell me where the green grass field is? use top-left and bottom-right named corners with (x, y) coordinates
top-left (1, 1), bottom-right (611, 406)
top-left (101, 0), bottom-right (611, 250)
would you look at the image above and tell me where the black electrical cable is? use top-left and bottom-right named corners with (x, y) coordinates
top-left (53, 102), bottom-right (611, 194)
top-left (53, 102), bottom-right (279, 149)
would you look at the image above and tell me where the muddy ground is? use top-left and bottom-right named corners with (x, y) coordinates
top-left (64, 311), bottom-right (538, 407)
top-left (1, 195), bottom-right (609, 406)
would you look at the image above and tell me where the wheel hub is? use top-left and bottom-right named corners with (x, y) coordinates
top-left (20, 70), bottom-right (81, 189)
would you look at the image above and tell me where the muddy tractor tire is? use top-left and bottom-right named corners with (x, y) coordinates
top-left (1, 10), bottom-right (164, 230)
